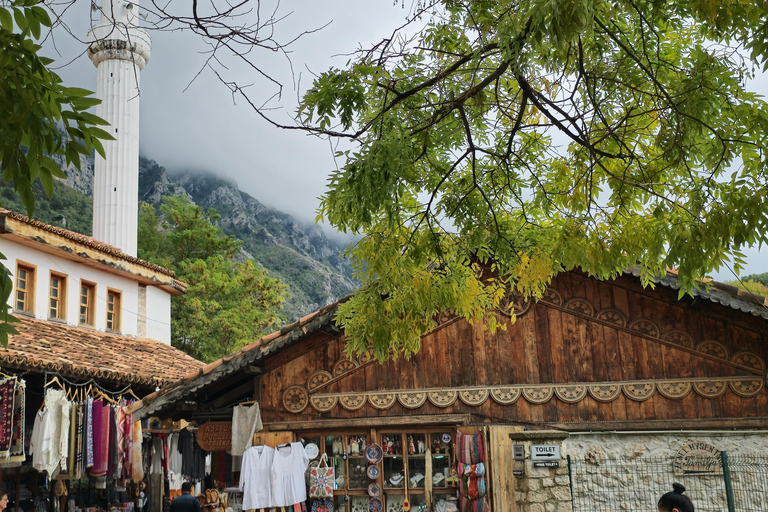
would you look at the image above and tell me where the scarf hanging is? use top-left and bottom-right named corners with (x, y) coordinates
top-left (6, 379), bottom-right (26, 463)
top-left (0, 378), bottom-right (16, 458)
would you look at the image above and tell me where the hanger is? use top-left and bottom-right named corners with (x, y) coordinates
top-left (44, 376), bottom-right (64, 390)
top-left (0, 367), bottom-right (16, 380)
top-left (238, 399), bottom-right (257, 406)
top-left (120, 388), bottom-right (140, 402)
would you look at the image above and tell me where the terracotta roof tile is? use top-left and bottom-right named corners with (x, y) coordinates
top-left (0, 208), bottom-right (176, 277)
top-left (0, 315), bottom-right (203, 386)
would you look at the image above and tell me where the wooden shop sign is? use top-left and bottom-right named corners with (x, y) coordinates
top-left (197, 422), bottom-right (232, 452)
top-left (673, 442), bottom-right (722, 476)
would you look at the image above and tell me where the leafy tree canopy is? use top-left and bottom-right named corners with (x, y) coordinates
top-left (296, 0), bottom-right (768, 360)
top-left (138, 197), bottom-right (288, 362)
top-left (0, 0), bottom-right (112, 346)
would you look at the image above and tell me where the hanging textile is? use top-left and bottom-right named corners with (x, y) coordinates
top-left (230, 403), bottom-right (263, 457)
top-left (179, 428), bottom-right (206, 481)
top-left (0, 377), bottom-right (16, 458)
top-left (132, 420), bottom-right (144, 483)
top-left (68, 401), bottom-right (77, 477)
top-left (59, 399), bottom-right (71, 472)
top-left (85, 396), bottom-right (94, 468)
top-left (6, 379), bottom-right (26, 464)
top-left (44, 387), bottom-right (67, 476)
top-left (271, 442), bottom-right (310, 507)
top-left (456, 431), bottom-right (490, 512)
top-left (89, 399), bottom-right (108, 477)
top-left (75, 404), bottom-right (84, 478)
top-left (239, 445), bottom-right (274, 510)
top-left (29, 406), bottom-right (51, 472)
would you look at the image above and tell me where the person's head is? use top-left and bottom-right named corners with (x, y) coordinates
top-left (181, 482), bottom-right (193, 495)
top-left (139, 481), bottom-right (147, 491)
top-left (658, 483), bottom-right (694, 512)
top-left (0, 488), bottom-right (8, 512)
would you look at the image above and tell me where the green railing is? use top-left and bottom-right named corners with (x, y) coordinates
top-left (568, 453), bottom-right (768, 512)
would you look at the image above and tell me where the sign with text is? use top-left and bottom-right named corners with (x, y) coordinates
top-left (530, 444), bottom-right (561, 460)
top-left (513, 445), bottom-right (525, 460)
top-left (197, 422), bottom-right (232, 452)
top-left (533, 461), bottom-right (560, 468)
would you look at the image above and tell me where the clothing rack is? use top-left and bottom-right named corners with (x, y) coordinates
top-left (43, 372), bottom-right (139, 403)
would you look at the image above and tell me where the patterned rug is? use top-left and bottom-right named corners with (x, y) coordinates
top-left (0, 378), bottom-right (16, 458)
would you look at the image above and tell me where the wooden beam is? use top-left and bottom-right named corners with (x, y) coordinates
top-left (543, 416), bottom-right (768, 431)
top-left (208, 381), bottom-right (254, 409)
top-left (265, 414), bottom-right (475, 431)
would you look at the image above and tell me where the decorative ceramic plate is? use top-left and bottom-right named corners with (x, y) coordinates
top-left (365, 443), bottom-right (383, 464)
top-left (442, 433), bottom-right (451, 443)
top-left (367, 483), bottom-right (381, 497)
top-left (369, 497), bottom-right (383, 512)
top-left (304, 443), bottom-right (319, 459)
top-left (367, 464), bottom-right (380, 480)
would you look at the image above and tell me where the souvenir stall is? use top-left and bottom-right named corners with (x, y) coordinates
top-left (129, 269), bottom-right (768, 512)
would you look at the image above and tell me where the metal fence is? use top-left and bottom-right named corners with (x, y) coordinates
top-left (568, 454), bottom-right (768, 512)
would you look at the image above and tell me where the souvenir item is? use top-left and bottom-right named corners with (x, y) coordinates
top-left (366, 465), bottom-right (379, 480)
top-left (367, 484), bottom-right (381, 497)
top-left (442, 434), bottom-right (451, 443)
top-left (364, 443), bottom-right (383, 464)
top-left (305, 443), bottom-right (320, 460)
top-left (311, 498), bottom-right (333, 512)
top-left (389, 473), bottom-right (404, 486)
top-left (368, 497), bottom-right (383, 512)
top-left (309, 453), bottom-right (335, 498)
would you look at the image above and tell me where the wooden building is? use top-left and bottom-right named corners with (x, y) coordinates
top-left (130, 269), bottom-right (768, 512)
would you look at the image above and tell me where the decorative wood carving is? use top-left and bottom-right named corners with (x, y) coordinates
top-left (333, 358), bottom-right (359, 377)
top-left (662, 330), bottom-right (695, 348)
top-left (587, 384), bottom-right (621, 402)
top-left (490, 387), bottom-right (521, 405)
top-left (693, 381), bottom-right (727, 398)
top-left (521, 386), bottom-right (554, 404)
top-left (310, 395), bottom-right (338, 412)
top-left (541, 288), bottom-right (563, 306)
top-left (282, 385), bottom-right (309, 413)
top-left (398, 391), bottom-right (427, 409)
top-left (459, 388), bottom-right (490, 406)
top-left (536, 287), bottom-right (763, 376)
top-left (696, 340), bottom-right (729, 360)
top-left (621, 382), bottom-right (656, 401)
top-left (339, 394), bottom-right (367, 411)
top-left (595, 308), bottom-right (626, 327)
top-left (357, 351), bottom-right (373, 365)
top-left (554, 385), bottom-right (587, 403)
top-left (628, 319), bottom-right (660, 337)
top-left (730, 352), bottom-right (765, 372)
top-left (657, 381), bottom-right (693, 400)
top-left (368, 393), bottom-right (397, 410)
top-left (428, 390), bottom-right (458, 407)
top-left (728, 378), bottom-right (764, 397)
top-left (307, 370), bottom-right (333, 392)
top-left (497, 289), bottom-right (532, 317)
top-left (564, 298), bottom-right (594, 317)
top-left (300, 376), bottom-right (765, 413)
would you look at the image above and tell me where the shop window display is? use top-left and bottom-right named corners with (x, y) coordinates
top-left (306, 430), bottom-right (457, 512)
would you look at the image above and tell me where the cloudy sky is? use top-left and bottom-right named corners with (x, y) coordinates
top-left (44, 1), bottom-right (765, 280)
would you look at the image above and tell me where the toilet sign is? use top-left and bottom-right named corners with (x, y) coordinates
top-left (530, 444), bottom-right (561, 460)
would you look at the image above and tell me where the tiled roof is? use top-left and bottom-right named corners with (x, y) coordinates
top-left (0, 208), bottom-right (175, 277)
top-left (0, 315), bottom-right (203, 387)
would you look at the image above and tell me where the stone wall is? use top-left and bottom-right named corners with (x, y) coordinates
top-left (508, 431), bottom-right (573, 512)
top-left (565, 431), bottom-right (768, 512)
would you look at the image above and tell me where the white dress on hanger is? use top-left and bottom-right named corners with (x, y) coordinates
top-left (239, 445), bottom-right (275, 509)
top-left (270, 442), bottom-right (309, 507)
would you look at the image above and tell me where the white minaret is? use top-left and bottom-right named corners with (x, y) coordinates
top-left (87, 1), bottom-right (151, 257)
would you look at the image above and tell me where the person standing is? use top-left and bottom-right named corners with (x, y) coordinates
top-left (136, 480), bottom-right (150, 512)
top-left (169, 482), bottom-right (202, 512)
top-left (658, 483), bottom-right (695, 512)
top-left (0, 487), bottom-right (9, 512)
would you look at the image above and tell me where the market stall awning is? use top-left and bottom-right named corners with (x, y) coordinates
top-left (0, 315), bottom-right (203, 387)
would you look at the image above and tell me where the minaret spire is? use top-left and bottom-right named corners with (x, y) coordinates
top-left (87, 1), bottom-right (151, 257)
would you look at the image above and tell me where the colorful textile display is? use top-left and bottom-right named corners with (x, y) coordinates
top-left (0, 378), bottom-right (16, 458)
top-left (308, 453), bottom-right (334, 498)
top-left (1, 378), bottom-right (26, 464)
top-left (456, 431), bottom-right (490, 512)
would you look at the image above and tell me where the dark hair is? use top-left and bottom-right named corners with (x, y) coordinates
top-left (0, 486), bottom-right (6, 498)
top-left (658, 483), bottom-right (694, 512)
top-left (181, 482), bottom-right (193, 494)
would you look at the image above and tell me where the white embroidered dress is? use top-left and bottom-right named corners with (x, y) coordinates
top-left (239, 445), bottom-right (275, 509)
top-left (270, 442), bottom-right (309, 506)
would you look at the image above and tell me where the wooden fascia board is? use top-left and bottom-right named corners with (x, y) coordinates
top-left (0, 217), bottom-right (184, 295)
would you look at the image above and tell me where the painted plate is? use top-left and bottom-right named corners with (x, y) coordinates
top-left (441, 433), bottom-right (451, 443)
top-left (367, 465), bottom-right (380, 480)
top-left (304, 443), bottom-right (319, 459)
top-left (367, 483), bottom-right (381, 497)
top-left (369, 497), bottom-right (383, 512)
top-left (365, 443), bottom-right (383, 464)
